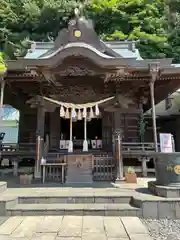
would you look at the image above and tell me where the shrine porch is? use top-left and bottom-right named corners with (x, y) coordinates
top-left (0, 142), bottom-right (157, 183)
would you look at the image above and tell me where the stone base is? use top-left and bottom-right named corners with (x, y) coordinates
top-left (66, 154), bottom-right (93, 183)
top-left (115, 177), bottom-right (125, 184)
top-left (34, 171), bottom-right (41, 179)
top-left (148, 181), bottom-right (180, 198)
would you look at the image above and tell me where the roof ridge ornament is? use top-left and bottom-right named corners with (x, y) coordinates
top-left (69, 7), bottom-right (82, 26)
top-left (74, 8), bottom-right (80, 19)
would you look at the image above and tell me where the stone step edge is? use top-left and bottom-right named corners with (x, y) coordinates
top-left (131, 195), bottom-right (180, 219)
top-left (0, 182), bottom-right (7, 194)
top-left (18, 195), bottom-right (133, 204)
top-left (131, 195), bottom-right (180, 208)
top-left (7, 203), bottom-right (140, 211)
top-left (18, 194), bottom-right (133, 198)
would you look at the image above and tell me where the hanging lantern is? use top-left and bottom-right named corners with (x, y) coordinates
top-left (83, 107), bottom-right (87, 118)
top-left (95, 104), bottom-right (99, 116)
top-left (60, 105), bottom-right (65, 117)
top-left (65, 108), bottom-right (70, 119)
top-left (90, 107), bottom-right (94, 119)
top-left (77, 109), bottom-right (82, 120)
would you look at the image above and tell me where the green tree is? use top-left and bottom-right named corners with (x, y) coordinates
top-left (165, 0), bottom-right (180, 62)
top-left (87, 0), bottom-right (169, 59)
top-left (0, 0), bottom-right (176, 61)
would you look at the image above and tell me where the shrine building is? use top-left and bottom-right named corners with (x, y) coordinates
top-left (3, 10), bottom-right (180, 183)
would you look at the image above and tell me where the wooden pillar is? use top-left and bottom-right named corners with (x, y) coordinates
top-left (35, 106), bottom-right (45, 179)
top-left (18, 110), bottom-right (37, 143)
top-left (149, 63), bottom-right (160, 152)
top-left (102, 111), bottom-right (113, 151)
top-left (113, 109), bottom-right (124, 181)
top-left (68, 111), bottom-right (73, 152)
top-left (83, 115), bottom-right (88, 152)
top-left (18, 111), bottom-right (23, 144)
top-left (49, 108), bottom-right (60, 149)
top-left (175, 117), bottom-right (180, 152)
top-left (115, 130), bottom-right (124, 181)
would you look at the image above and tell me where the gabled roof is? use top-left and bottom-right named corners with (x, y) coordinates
top-left (24, 12), bottom-right (143, 61)
top-left (6, 8), bottom-right (180, 81)
top-left (25, 40), bottom-right (142, 60)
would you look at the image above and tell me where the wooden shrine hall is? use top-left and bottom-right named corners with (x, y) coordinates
top-left (3, 9), bottom-right (180, 183)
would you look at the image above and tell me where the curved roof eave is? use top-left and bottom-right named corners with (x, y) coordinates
top-left (40, 42), bottom-right (114, 59)
top-left (6, 44), bottom-right (174, 71)
top-left (8, 44), bottom-right (135, 69)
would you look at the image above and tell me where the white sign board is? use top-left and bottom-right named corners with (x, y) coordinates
top-left (159, 133), bottom-right (173, 153)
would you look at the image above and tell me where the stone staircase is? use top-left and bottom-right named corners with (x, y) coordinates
top-left (2, 180), bottom-right (180, 219)
top-left (6, 194), bottom-right (141, 217)
top-left (0, 181), bottom-right (141, 217)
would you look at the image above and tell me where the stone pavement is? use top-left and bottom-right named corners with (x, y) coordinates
top-left (1, 177), bottom-right (156, 198)
top-left (0, 216), bottom-right (152, 240)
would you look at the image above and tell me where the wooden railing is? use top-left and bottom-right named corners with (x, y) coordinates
top-left (92, 154), bottom-right (115, 181)
top-left (1, 141), bottom-right (160, 152)
top-left (122, 142), bottom-right (160, 152)
top-left (41, 163), bottom-right (66, 183)
top-left (0, 141), bottom-right (160, 181)
top-left (1, 143), bottom-right (18, 152)
top-left (1, 143), bottom-right (36, 152)
top-left (42, 154), bottom-right (67, 182)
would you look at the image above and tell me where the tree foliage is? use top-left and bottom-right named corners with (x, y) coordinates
top-left (0, 0), bottom-right (179, 62)
top-left (165, 0), bottom-right (180, 62)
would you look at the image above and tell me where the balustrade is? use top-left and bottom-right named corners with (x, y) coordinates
top-left (92, 154), bottom-right (115, 181)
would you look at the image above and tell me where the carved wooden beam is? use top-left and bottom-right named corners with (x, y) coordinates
top-left (57, 66), bottom-right (97, 76)
top-left (41, 69), bottom-right (57, 86)
top-left (27, 95), bottom-right (57, 112)
top-left (26, 95), bottom-right (45, 108)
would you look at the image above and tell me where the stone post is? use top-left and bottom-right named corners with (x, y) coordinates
top-left (35, 105), bottom-right (45, 179)
top-left (138, 156), bottom-right (151, 177)
top-left (149, 63), bottom-right (160, 152)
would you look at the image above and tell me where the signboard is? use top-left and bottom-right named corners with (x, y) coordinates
top-left (160, 133), bottom-right (173, 153)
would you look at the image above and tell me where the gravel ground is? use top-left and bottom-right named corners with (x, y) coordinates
top-left (141, 219), bottom-right (180, 240)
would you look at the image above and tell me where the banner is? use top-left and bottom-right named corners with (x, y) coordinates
top-left (159, 133), bottom-right (173, 153)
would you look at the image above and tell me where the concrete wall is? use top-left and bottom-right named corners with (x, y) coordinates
top-left (0, 125), bottom-right (19, 143)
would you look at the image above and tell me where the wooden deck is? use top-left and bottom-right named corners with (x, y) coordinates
top-left (0, 142), bottom-right (157, 181)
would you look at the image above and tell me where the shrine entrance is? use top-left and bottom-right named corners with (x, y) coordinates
top-left (43, 95), bottom-right (113, 154)
top-left (61, 118), bottom-right (102, 150)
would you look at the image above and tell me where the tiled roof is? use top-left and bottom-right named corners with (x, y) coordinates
top-left (24, 40), bottom-right (143, 60)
